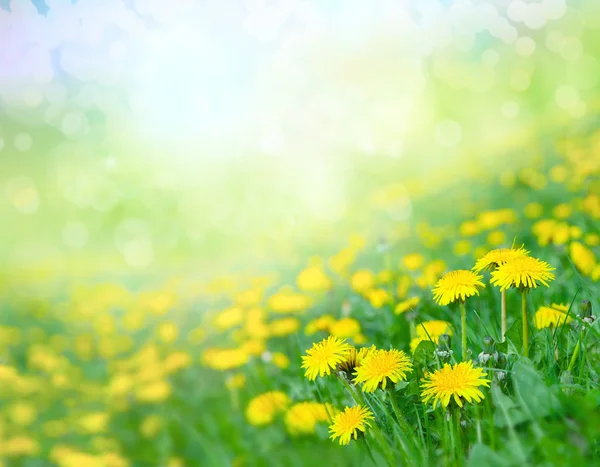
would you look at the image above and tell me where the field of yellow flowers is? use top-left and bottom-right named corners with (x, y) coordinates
top-left (1, 125), bottom-right (599, 467)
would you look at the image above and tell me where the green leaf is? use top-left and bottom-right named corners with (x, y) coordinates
top-left (413, 340), bottom-right (436, 369)
top-left (467, 444), bottom-right (510, 467)
top-left (504, 318), bottom-right (522, 354)
top-left (512, 358), bottom-right (558, 418)
top-left (492, 385), bottom-right (528, 428)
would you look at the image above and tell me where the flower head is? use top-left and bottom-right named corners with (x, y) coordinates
top-left (301, 336), bottom-right (351, 381)
top-left (472, 247), bottom-right (529, 273)
top-left (421, 361), bottom-right (491, 409)
top-left (245, 391), bottom-right (290, 426)
top-left (535, 303), bottom-right (572, 329)
top-left (432, 270), bottom-right (485, 306)
top-left (395, 297), bottom-right (420, 315)
top-left (285, 401), bottom-right (333, 436)
top-left (329, 405), bottom-right (374, 445)
top-left (354, 349), bottom-right (412, 392)
top-left (338, 345), bottom-right (375, 379)
top-left (491, 256), bottom-right (555, 291)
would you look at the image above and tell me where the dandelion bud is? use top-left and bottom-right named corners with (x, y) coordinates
top-left (437, 334), bottom-right (452, 351)
top-left (580, 300), bottom-right (592, 318)
top-left (496, 371), bottom-right (506, 382)
top-left (482, 336), bottom-right (495, 354)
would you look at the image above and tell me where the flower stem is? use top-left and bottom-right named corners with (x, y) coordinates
top-left (567, 328), bottom-right (585, 373)
top-left (521, 290), bottom-right (529, 358)
top-left (460, 302), bottom-right (467, 360)
top-left (387, 386), bottom-right (412, 437)
top-left (501, 289), bottom-right (507, 341)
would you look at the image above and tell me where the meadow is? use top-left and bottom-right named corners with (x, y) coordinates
top-left (2, 1), bottom-right (600, 466)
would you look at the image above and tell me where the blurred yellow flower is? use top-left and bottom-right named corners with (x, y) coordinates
top-left (569, 241), bottom-right (597, 276)
top-left (459, 220), bottom-right (480, 237)
top-left (285, 401), bottom-right (332, 436)
top-left (225, 373), bottom-right (246, 390)
top-left (135, 380), bottom-right (171, 403)
top-left (350, 269), bottom-right (375, 294)
top-left (8, 402), bottom-right (37, 426)
top-left (272, 352), bottom-right (290, 369)
top-left (535, 303), bottom-right (572, 329)
top-left (486, 230), bottom-right (506, 247)
top-left (305, 314), bottom-right (336, 335)
top-left (296, 265), bottom-right (332, 293)
top-left (202, 348), bottom-right (249, 371)
top-left (416, 320), bottom-right (453, 340)
top-left (245, 391), bottom-right (290, 426)
top-left (453, 240), bottom-right (472, 256)
top-left (235, 288), bottom-right (263, 307)
top-left (402, 253), bottom-right (425, 271)
top-left (366, 288), bottom-right (392, 308)
top-left (163, 351), bottom-right (192, 374)
top-left (158, 322), bottom-right (179, 344)
top-left (78, 412), bottom-right (109, 434)
top-left (553, 203), bottom-right (572, 219)
top-left (330, 317), bottom-right (361, 339)
top-left (524, 202), bottom-right (544, 219)
top-left (395, 297), bottom-right (419, 315)
top-left (213, 306), bottom-right (244, 331)
top-left (0, 436), bottom-right (40, 457)
top-left (269, 317), bottom-right (300, 337)
top-left (267, 288), bottom-right (312, 313)
top-left (140, 414), bottom-right (163, 438)
top-left (396, 275), bottom-right (413, 299)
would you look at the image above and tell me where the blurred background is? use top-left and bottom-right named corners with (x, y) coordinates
top-left (2, 0), bottom-right (599, 281)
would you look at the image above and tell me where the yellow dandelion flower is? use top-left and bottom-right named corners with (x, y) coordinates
top-left (301, 336), bottom-right (351, 381)
top-left (304, 314), bottom-right (336, 335)
top-left (245, 391), bottom-right (290, 426)
top-left (338, 345), bottom-right (376, 378)
top-left (354, 349), bottom-right (412, 392)
top-left (402, 253), bottom-right (425, 271)
top-left (350, 270), bottom-right (375, 294)
top-left (416, 320), bottom-right (453, 339)
top-left (329, 405), bottom-right (374, 445)
top-left (491, 256), bottom-right (555, 291)
top-left (421, 361), bottom-right (491, 409)
top-left (285, 401), bottom-right (333, 436)
top-left (395, 297), bottom-right (420, 315)
top-left (366, 288), bottom-right (392, 308)
top-left (269, 317), bottom-right (300, 337)
top-left (432, 270), bottom-right (485, 306)
top-left (535, 303), bottom-right (572, 329)
top-left (330, 318), bottom-right (361, 339)
top-left (569, 241), bottom-right (597, 276)
top-left (472, 247), bottom-right (530, 273)
top-left (272, 352), bottom-right (290, 369)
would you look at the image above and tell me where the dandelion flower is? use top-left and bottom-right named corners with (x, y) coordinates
top-left (416, 320), bottom-right (453, 339)
top-left (491, 256), bottom-right (555, 291)
top-left (432, 270), bottom-right (485, 306)
top-left (245, 391), bottom-right (290, 426)
top-left (421, 361), bottom-right (491, 409)
top-left (285, 401), bottom-right (333, 436)
top-left (338, 345), bottom-right (375, 379)
top-left (329, 405), bottom-right (374, 445)
top-left (354, 349), bottom-right (412, 392)
top-left (330, 318), bottom-right (361, 339)
top-left (569, 241), bottom-right (597, 276)
top-left (395, 297), bottom-right (420, 315)
top-left (472, 247), bottom-right (529, 273)
top-left (301, 336), bottom-right (351, 381)
top-left (535, 303), bottom-right (572, 329)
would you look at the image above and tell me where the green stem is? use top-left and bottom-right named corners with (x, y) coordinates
top-left (460, 302), bottom-right (467, 361)
top-left (567, 329), bottom-right (584, 373)
top-left (501, 289), bottom-right (507, 342)
top-left (387, 387), bottom-right (412, 437)
top-left (522, 291), bottom-right (529, 358)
